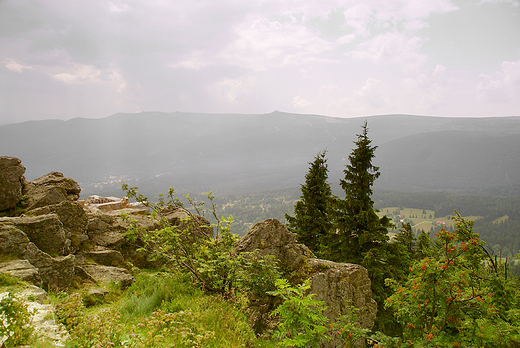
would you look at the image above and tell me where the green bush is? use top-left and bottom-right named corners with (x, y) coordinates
top-left (0, 292), bottom-right (34, 346)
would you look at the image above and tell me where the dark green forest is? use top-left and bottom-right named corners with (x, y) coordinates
top-left (208, 189), bottom-right (520, 260)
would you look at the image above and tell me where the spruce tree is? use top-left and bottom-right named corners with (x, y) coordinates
top-left (285, 150), bottom-right (333, 255)
top-left (327, 120), bottom-right (391, 264)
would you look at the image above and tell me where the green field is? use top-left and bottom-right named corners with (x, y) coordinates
top-left (378, 207), bottom-right (483, 232)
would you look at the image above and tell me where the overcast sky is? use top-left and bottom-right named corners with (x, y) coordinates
top-left (1, 0), bottom-right (519, 124)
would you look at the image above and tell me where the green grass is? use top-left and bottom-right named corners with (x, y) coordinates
top-left (53, 271), bottom-right (278, 348)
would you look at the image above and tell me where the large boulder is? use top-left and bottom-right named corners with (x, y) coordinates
top-left (0, 214), bottom-right (68, 256)
top-left (23, 171), bottom-right (81, 211)
top-left (0, 224), bottom-right (74, 290)
top-left (235, 219), bottom-right (377, 348)
top-left (234, 218), bottom-right (315, 272)
top-left (0, 156), bottom-right (26, 211)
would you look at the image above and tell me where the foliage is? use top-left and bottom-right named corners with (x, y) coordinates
top-left (383, 212), bottom-right (520, 347)
top-left (326, 120), bottom-right (391, 264)
top-left (54, 292), bottom-right (85, 330)
top-left (285, 150), bottom-right (333, 256)
top-left (122, 183), bottom-right (280, 298)
top-left (0, 292), bottom-right (34, 346)
top-left (55, 272), bottom-right (266, 348)
top-left (269, 279), bottom-right (368, 348)
top-left (270, 279), bottom-right (330, 347)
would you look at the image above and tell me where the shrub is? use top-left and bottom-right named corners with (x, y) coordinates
top-left (0, 292), bottom-right (34, 346)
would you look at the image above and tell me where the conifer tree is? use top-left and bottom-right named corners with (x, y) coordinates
top-left (285, 150), bottom-right (333, 255)
top-left (327, 121), bottom-right (391, 264)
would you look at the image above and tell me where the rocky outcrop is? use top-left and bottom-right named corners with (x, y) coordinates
top-left (26, 200), bottom-right (88, 235)
top-left (0, 156), bottom-right (26, 211)
top-left (0, 224), bottom-right (75, 290)
top-left (23, 171), bottom-right (81, 210)
top-left (0, 214), bottom-right (68, 256)
top-left (236, 218), bottom-right (377, 348)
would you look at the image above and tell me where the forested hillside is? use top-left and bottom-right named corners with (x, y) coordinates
top-left (2, 112), bottom-right (520, 197)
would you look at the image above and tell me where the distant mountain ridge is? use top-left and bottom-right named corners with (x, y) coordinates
top-left (1, 112), bottom-right (519, 197)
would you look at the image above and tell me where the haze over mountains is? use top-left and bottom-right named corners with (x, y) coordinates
top-left (1, 112), bottom-right (519, 198)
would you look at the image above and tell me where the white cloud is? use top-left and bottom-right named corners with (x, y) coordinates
top-left (53, 65), bottom-right (102, 84)
top-left (219, 16), bottom-right (333, 70)
top-left (3, 58), bottom-right (33, 73)
top-left (107, 1), bottom-right (131, 13)
top-left (477, 60), bottom-right (520, 103)
top-left (349, 32), bottom-right (427, 72)
top-left (353, 78), bottom-right (387, 110)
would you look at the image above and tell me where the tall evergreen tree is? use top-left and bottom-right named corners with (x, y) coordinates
top-left (325, 121), bottom-right (401, 334)
top-left (285, 150), bottom-right (333, 255)
top-left (327, 120), bottom-right (391, 264)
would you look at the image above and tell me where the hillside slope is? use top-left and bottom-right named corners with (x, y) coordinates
top-left (1, 112), bottom-right (519, 197)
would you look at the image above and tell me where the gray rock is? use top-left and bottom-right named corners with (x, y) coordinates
top-left (0, 224), bottom-right (75, 290)
top-left (26, 200), bottom-right (88, 236)
top-left (234, 218), bottom-right (315, 272)
top-left (23, 171), bottom-right (81, 211)
top-left (81, 264), bottom-right (134, 289)
top-left (86, 248), bottom-right (124, 266)
top-left (86, 212), bottom-right (126, 247)
top-left (0, 259), bottom-right (42, 287)
top-left (0, 214), bottom-right (67, 256)
top-left (0, 156), bottom-right (26, 211)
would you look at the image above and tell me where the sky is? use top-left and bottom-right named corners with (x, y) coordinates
top-left (1, 0), bottom-right (519, 124)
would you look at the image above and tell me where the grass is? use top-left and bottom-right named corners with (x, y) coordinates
top-left (50, 270), bottom-right (279, 348)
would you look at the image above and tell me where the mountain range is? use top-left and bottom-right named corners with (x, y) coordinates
top-left (2, 111), bottom-right (519, 198)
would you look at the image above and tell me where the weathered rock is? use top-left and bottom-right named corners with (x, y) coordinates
top-left (307, 258), bottom-right (377, 348)
top-left (0, 259), bottom-right (42, 287)
top-left (26, 200), bottom-right (88, 235)
top-left (234, 218), bottom-right (315, 272)
top-left (86, 212), bottom-right (127, 247)
top-left (235, 219), bottom-right (377, 348)
top-left (23, 171), bottom-right (81, 211)
top-left (0, 214), bottom-right (67, 256)
top-left (18, 285), bottom-right (70, 345)
top-left (0, 156), bottom-right (26, 211)
top-left (81, 264), bottom-right (135, 289)
top-left (85, 247), bottom-right (124, 266)
top-left (0, 224), bottom-right (75, 290)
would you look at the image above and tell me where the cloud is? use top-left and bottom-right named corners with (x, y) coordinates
top-left (3, 58), bottom-right (33, 73)
top-left (477, 60), bottom-right (520, 103)
top-left (349, 32), bottom-right (427, 72)
top-left (219, 16), bottom-right (333, 71)
top-left (53, 65), bottom-right (102, 84)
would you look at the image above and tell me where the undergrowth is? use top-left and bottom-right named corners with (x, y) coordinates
top-left (53, 271), bottom-right (277, 348)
